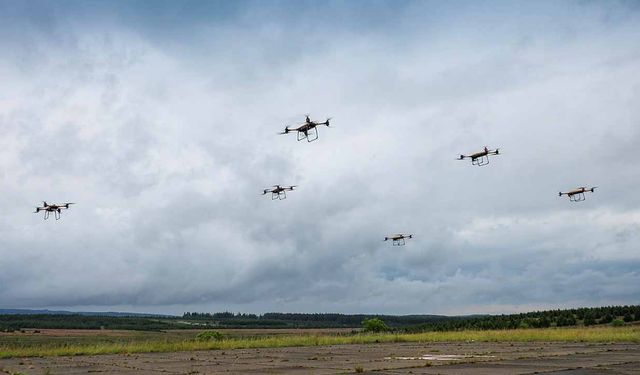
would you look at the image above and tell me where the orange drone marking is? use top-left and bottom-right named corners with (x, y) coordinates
top-left (34, 201), bottom-right (75, 220)
top-left (262, 185), bottom-right (297, 200)
top-left (559, 186), bottom-right (597, 202)
top-left (279, 115), bottom-right (331, 142)
top-left (457, 146), bottom-right (500, 166)
top-left (384, 234), bottom-right (413, 246)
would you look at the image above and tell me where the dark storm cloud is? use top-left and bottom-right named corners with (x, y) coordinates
top-left (0, 1), bottom-right (639, 315)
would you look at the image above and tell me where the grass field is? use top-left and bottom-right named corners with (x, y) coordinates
top-left (1, 326), bottom-right (638, 358)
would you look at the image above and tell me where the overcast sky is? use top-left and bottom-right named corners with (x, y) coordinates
top-left (0, 0), bottom-right (639, 316)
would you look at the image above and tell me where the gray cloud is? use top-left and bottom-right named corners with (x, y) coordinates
top-left (0, 1), bottom-right (639, 315)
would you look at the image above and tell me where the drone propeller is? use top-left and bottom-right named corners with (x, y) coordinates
top-left (458, 155), bottom-right (465, 160)
top-left (278, 127), bottom-right (290, 135)
top-left (590, 187), bottom-right (598, 192)
top-left (42, 201), bottom-right (48, 207)
top-left (494, 148), bottom-right (500, 155)
top-left (324, 117), bottom-right (332, 126)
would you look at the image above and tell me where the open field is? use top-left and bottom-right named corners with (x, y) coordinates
top-left (0, 326), bottom-right (638, 359)
top-left (1, 341), bottom-right (639, 374)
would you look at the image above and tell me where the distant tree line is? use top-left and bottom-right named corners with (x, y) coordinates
top-left (2, 305), bottom-right (637, 332)
top-left (403, 305), bottom-right (640, 332)
top-left (0, 314), bottom-right (185, 332)
top-left (183, 306), bottom-right (640, 330)
top-left (181, 312), bottom-right (454, 328)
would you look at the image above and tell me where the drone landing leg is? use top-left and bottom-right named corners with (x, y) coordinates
top-left (55, 211), bottom-right (61, 220)
top-left (43, 211), bottom-right (49, 220)
top-left (570, 193), bottom-right (585, 202)
top-left (476, 156), bottom-right (489, 166)
top-left (279, 191), bottom-right (287, 200)
top-left (272, 192), bottom-right (278, 200)
top-left (307, 128), bottom-right (318, 142)
top-left (297, 131), bottom-right (307, 142)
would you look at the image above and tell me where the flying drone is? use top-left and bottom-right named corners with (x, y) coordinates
top-left (559, 187), bottom-right (597, 202)
top-left (457, 146), bottom-right (500, 166)
top-left (34, 201), bottom-right (75, 220)
top-left (279, 115), bottom-right (331, 142)
top-left (262, 185), bottom-right (297, 200)
top-left (384, 234), bottom-right (413, 246)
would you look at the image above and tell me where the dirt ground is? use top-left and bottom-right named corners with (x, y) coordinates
top-left (1, 341), bottom-right (638, 374)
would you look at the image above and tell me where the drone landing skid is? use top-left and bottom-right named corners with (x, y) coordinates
top-left (570, 193), bottom-right (586, 202)
top-left (392, 238), bottom-right (406, 246)
top-left (42, 211), bottom-right (61, 220)
top-left (297, 128), bottom-right (318, 142)
top-left (271, 191), bottom-right (287, 200)
top-left (472, 156), bottom-right (490, 166)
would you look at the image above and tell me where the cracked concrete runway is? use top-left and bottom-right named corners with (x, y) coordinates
top-left (1, 342), bottom-right (638, 374)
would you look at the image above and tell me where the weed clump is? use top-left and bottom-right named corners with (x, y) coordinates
top-left (195, 331), bottom-right (223, 341)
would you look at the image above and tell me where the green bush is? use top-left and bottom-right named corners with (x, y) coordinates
top-left (362, 318), bottom-right (388, 333)
top-left (195, 330), bottom-right (224, 341)
top-left (600, 314), bottom-right (613, 324)
top-left (611, 319), bottom-right (624, 327)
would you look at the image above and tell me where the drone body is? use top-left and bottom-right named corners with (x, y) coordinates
top-left (279, 115), bottom-right (331, 142)
top-left (34, 201), bottom-right (75, 220)
top-left (559, 187), bottom-right (596, 202)
top-left (384, 234), bottom-right (413, 246)
top-left (458, 146), bottom-right (500, 166)
top-left (262, 185), bottom-right (297, 200)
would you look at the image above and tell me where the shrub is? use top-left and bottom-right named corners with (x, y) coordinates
top-left (195, 330), bottom-right (223, 341)
top-left (362, 318), bottom-right (388, 333)
top-left (600, 314), bottom-right (613, 324)
top-left (611, 319), bottom-right (624, 327)
top-left (623, 313), bottom-right (633, 323)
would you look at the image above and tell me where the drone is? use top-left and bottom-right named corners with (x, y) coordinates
top-left (458, 146), bottom-right (500, 166)
top-left (279, 115), bottom-right (331, 142)
top-left (34, 201), bottom-right (75, 220)
top-left (559, 187), bottom-right (597, 202)
top-left (262, 185), bottom-right (297, 200)
top-left (384, 234), bottom-right (413, 246)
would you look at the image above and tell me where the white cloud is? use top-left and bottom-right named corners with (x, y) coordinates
top-left (0, 1), bottom-right (639, 315)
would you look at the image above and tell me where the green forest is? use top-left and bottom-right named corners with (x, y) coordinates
top-left (403, 305), bottom-right (640, 332)
top-left (1, 305), bottom-right (638, 332)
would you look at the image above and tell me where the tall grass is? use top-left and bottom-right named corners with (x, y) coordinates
top-left (1, 326), bottom-right (638, 359)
